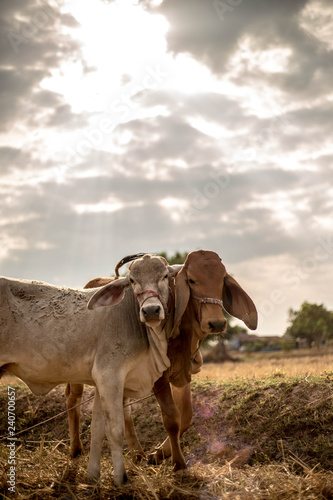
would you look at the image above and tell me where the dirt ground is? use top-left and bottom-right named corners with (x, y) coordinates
top-left (1, 353), bottom-right (333, 499)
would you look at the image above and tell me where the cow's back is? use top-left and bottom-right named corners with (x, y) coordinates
top-left (0, 277), bottom-right (149, 394)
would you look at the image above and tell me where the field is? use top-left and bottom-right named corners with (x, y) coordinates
top-left (199, 345), bottom-right (333, 379)
top-left (1, 347), bottom-right (333, 499)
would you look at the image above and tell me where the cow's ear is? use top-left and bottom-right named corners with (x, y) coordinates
top-left (170, 267), bottom-right (190, 338)
top-left (87, 277), bottom-right (130, 310)
top-left (168, 264), bottom-right (182, 278)
top-left (222, 273), bottom-right (258, 330)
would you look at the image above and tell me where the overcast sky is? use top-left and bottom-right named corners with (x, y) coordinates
top-left (1, 0), bottom-right (333, 337)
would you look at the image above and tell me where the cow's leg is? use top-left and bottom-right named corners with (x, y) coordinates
top-left (87, 388), bottom-right (105, 481)
top-left (152, 382), bottom-right (192, 467)
top-left (94, 383), bottom-right (128, 486)
top-left (150, 377), bottom-right (186, 471)
top-left (123, 398), bottom-right (145, 462)
top-left (172, 383), bottom-right (193, 436)
top-left (65, 383), bottom-right (84, 458)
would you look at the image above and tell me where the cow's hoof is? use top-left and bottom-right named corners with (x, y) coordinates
top-left (174, 467), bottom-right (190, 484)
top-left (147, 449), bottom-right (164, 465)
top-left (132, 451), bottom-right (146, 464)
top-left (114, 471), bottom-right (129, 487)
top-left (87, 468), bottom-right (100, 484)
top-left (70, 447), bottom-right (84, 459)
top-left (83, 481), bottom-right (100, 498)
top-left (173, 460), bottom-right (187, 472)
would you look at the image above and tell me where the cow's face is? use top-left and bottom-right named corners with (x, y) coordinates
top-left (128, 255), bottom-right (171, 327)
top-left (87, 254), bottom-right (178, 329)
top-left (185, 251), bottom-right (228, 335)
top-left (172, 250), bottom-right (258, 338)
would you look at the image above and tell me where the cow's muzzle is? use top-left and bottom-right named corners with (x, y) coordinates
top-left (193, 295), bottom-right (227, 334)
top-left (141, 304), bottom-right (163, 322)
top-left (135, 289), bottom-right (167, 324)
top-left (207, 319), bottom-right (227, 333)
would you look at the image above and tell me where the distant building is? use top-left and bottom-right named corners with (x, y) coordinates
top-left (226, 333), bottom-right (262, 351)
top-left (226, 333), bottom-right (283, 351)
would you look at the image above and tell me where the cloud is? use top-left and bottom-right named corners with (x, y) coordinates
top-left (0, 147), bottom-right (29, 175)
top-left (0, 146), bottom-right (322, 278)
top-left (0, 0), bottom-right (87, 131)
top-left (152, 0), bottom-right (305, 69)
top-left (150, 0), bottom-right (333, 103)
top-left (1, 0), bottom-right (332, 337)
top-left (1, 83), bottom-right (330, 288)
top-left (142, 90), bottom-right (253, 128)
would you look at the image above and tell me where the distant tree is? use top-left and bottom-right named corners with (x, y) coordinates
top-left (160, 251), bottom-right (188, 265)
top-left (114, 251), bottom-right (188, 276)
top-left (222, 312), bottom-right (248, 340)
top-left (284, 301), bottom-right (333, 348)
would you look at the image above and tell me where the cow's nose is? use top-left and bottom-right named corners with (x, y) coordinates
top-left (208, 320), bottom-right (227, 333)
top-left (142, 305), bottom-right (161, 319)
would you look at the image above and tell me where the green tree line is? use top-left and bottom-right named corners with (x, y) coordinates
top-left (284, 301), bottom-right (333, 348)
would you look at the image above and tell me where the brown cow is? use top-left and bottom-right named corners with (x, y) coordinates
top-left (149, 249), bottom-right (257, 464)
top-left (66, 250), bottom-right (257, 469)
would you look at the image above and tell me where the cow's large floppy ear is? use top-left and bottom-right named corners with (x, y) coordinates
top-left (87, 277), bottom-right (130, 310)
top-left (223, 273), bottom-right (258, 330)
top-left (170, 266), bottom-right (190, 338)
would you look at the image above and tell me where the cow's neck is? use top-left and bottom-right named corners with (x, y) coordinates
top-left (188, 321), bottom-right (206, 374)
top-left (183, 299), bottom-right (203, 355)
top-left (123, 322), bottom-right (170, 399)
top-left (177, 306), bottom-right (205, 377)
top-left (146, 324), bottom-right (170, 378)
top-left (190, 320), bottom-right (203, 348)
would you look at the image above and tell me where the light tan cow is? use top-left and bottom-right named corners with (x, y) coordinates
top-left (0, 255), bottom-right (179, 485)
top-left (66, 250), bottom-right (258, 470)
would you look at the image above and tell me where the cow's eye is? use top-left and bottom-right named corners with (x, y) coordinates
top-left (163, 274), bottom-right (168, 280)
top-left (129, 278), bottom-right (135, 284)
top-left (189, 279), bottom-right (195, 284)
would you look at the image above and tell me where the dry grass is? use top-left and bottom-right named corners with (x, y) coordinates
top-left (1, 444), bottom-right (333, 499)
top-left (198, 346), bottom-right (333, 380)
top-left (2, 451), bottom-right (333, 499)
top-left (1, 349), bottom-right (333, 499)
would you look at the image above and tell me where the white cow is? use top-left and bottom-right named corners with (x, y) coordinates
top-left (0, 255), bottom-right (178, 485)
